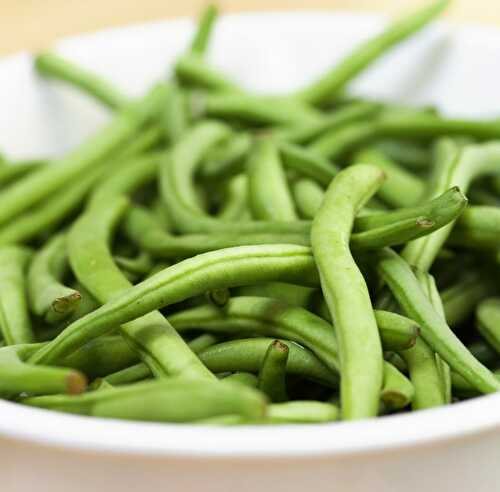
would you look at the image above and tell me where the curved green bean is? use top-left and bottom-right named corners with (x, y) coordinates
top-left (29, 244), bottom-right (320, 365)
top-left (311, 164), bottom-right (384, 419)
top-left (35, 51), bottom-right (128, 109)
top-left (200, 133), bottom-right (252, 181)
top-left (27, 234), bottom-right (81, 324)
top-left (248, 137), bottom-right (298, 221)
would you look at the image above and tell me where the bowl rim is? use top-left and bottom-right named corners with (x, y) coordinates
top-left (2, 393), bottom-right (500, 457)
top-left (2, 9), bottom-right (500, 458)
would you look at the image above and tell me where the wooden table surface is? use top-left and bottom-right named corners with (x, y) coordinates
top-left (1, 0), bottom-right (499, 56)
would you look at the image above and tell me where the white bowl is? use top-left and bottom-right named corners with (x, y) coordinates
top-left (2, 11), bottom-right (500, 492)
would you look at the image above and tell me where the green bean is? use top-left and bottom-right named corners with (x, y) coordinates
top-left (176, 54), bottom-right (240, 93)
top-left (29, 244), bottom-right (320, 365)
top-left (198, 338), bottom-right (337, 387)
top-left (292, 178), bottom-right (325, 219)
top-left (114, 251), bottom-right (154, 279)
top-left (309, 115), bottom-right (500, 161)
top-left (441, 271), bottom-right (495, 327)
top-left (477, 298), bottom-right (500, 355)
top-left (402, 140), bottom-right (500, 271)
top-left (0, 165), bottom-right (102, 245)
top-left (376, 138), bottom-right (431, 170)
top-left (61, 335), bottom-right (137, 378)
top-left (468, 340), bottom-right (498, 367)
top-left (223, 372), bottom-right (259, 388)
top-left (0, 160), bottom-right (45, 188)
top-left (377, 287), bottom-right (448, 410)
top-left (278, 102), bottom-right (381, 144)
top-left (257, 340), bottom-right (289, 402)
top-left (380, 361), bottom-right (414, 411)
top-left (311, 164), bottom-right (384, 419)
top-left (400, 338), bottom-right (447, 410)
top-left (123, 204), bottom-right (309, 258)
top-left (376, 248), bottom-right (500, 393)
top-left (279, 142), bottom-right (338, 186)
top-left (452, 369), bottom-right (500, 396)
top-left (206, 288), bottom-right (231, 308)
top-left (377, 113), bottom-right (500, 140)
top-left (124, 199), bottom-right (456, 258)
top-left (27, 234), bottom-right (81, 324)
top-left (248, 137), bottom-right (298, 221)
top-left (35, 51), bottom-right (127, 109)
top-left (199, 133), bottom-right (252, 180)
top-left (197, 92), bottom-right (323, 127)
top-left (103, 363), bottom-right (152, 386)
top-left (216, 175), bottom-right (249, 221)
top-left (295, 0), bottom-right (449, 105)
top-left (415, 270), bottom-right (451, 404)
top-left (355, 187), bottom-right (467, 231)
top-left (199, 136), bottom-right (338, 186)
top-left (234, 283), bottom-right (317, 308)
top-left (0, 246), bottom-right (34, 345)
top-left (162, 82), bottom-right (189, 144)
top-left (168, 297), bottom-right (419, 362)
top-left (353, 147), bottom-right (425, 207)
top-left (448, 206), bottom-right (500, 250)
top-left (384, 352), bottom-right (407, 373)
top-left (0, 344), bottom-right (86, 396)
top-left (67, 196), bottom-right (215, 380)
top-left (89, 152), bottom-right (162, 207)
top-left (308, 121), bottom-right (379, 160)
top-left (187, 333), bottom-right (219, 354)
top-left (189, 4), bottom-right (218, 56)
top-left (267, 401), bottom-right (338, 423)
top-left (119, 125), bottom-right (164, 158)
top-left (23, 378), bottom-right (267, 422)
top-left (0, 84), bottom-right (167, 227)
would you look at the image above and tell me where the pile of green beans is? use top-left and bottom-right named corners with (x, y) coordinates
top-left (2, 0), bottom-right (500, 425)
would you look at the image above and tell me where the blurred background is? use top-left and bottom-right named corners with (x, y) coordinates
top-left (1, 0), bottom-right (499, 56)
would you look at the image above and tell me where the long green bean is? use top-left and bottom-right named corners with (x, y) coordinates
top-left (0, 246), bottom-right (34, 345)
top-left (23, 379), bottom-right (267, 422)
top-left (311, 164), bottom-right (384, 419)
top-left (295, 0), bottom-right (449, 105)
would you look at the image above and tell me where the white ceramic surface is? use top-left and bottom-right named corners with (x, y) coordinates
top-left (2, 11), bottom-right (500, 492)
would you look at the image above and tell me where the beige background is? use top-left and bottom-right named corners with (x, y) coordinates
top-left (1, 0), bottom-right (499, 56)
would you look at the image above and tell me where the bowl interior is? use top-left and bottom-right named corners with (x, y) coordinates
top-left (1, 10), bottom-right (500, 456)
